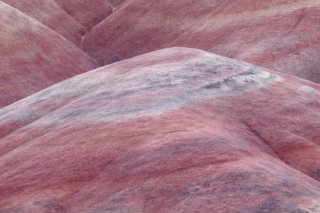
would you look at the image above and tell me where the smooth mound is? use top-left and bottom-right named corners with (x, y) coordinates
top-left (83, 0), bottom-right (320, 83)
top-left (1, 48), bottom-right (320, 212)
top-left (0, 2), bottom-right (96, 108)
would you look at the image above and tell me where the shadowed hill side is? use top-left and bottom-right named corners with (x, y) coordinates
top-left (1, 0), bottom-right (86, 47)
top-left (53, 0), bottom-right (113, 31)
top-left (107, 0), bottom-right (127, 8)
top-left (0, 2), bottom-right (97, 108)
top-left (106, 0), bottom-right (130, 11)
top-left (82, 0), bottom-right (320, 83)
top-left (1, 48), bottom-right (320, 212)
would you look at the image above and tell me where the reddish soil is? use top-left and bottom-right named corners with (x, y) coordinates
top-left (2, 0), bottom-right (86, 47)
top-left (1, 1), bottom-right (320, 212)
top-left (1, 48), bottom-right (320, 212)
top-left (0, 2), bottom-right (96, 108)
top-left (53, 0), bottom-right (113, 30)
top-left (82, 0), bottom-right (320, 83)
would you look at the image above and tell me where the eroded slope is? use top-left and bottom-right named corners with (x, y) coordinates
top-left (83, 0), bottom-right (320, 83)
top-left (1, 0), bottom-right (86, 47)
top-left (0, 48), bottom-right (320, 212)
top-left (0, 2), bottom-right (96, 108)
top-left (53, 0), bottom-right (113, 30)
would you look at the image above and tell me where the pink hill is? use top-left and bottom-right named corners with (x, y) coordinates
top-left (53, 0), bottom-right (113, 31)
top-left (1, 48), bottom-right (320, 212)
top-left (2, 0), bottom-right (86, 47)
top-left (0, 1), bottom-right (96, 108)
top-left (83, 0), bottom-right (320, 83)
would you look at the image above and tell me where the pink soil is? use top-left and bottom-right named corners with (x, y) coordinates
top-left (82, 0), bottom-right (320, 83)
top-left (0, 2), bottom-right (97, 108)
top-left (53, 0), bottom-right (113, 31)
top-left (1, 0), bottom-right (86, 47)
top-left (1, 48), bottom-right (320, 212)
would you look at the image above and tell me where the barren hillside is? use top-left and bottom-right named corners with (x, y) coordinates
top-left (1, 1), bottom-right (320, 213)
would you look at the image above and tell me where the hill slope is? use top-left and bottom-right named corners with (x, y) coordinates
top-left (83, 0), bottom-right (320, 83)
top-left (0, 1), bottom-right (97, 108)
top-left (1, 48), bottom-right (320, 212)
top-left (53, 0), bottom-right (113, 31)
top-left (1, 0), bottom-right (86, 47)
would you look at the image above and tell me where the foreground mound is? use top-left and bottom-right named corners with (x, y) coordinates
top-left (83, 0), bottom-right (320, 83)
top-left (1, 48), bottom-right (320, 212)
top-left (0, 2), bottom-right (96, 108)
